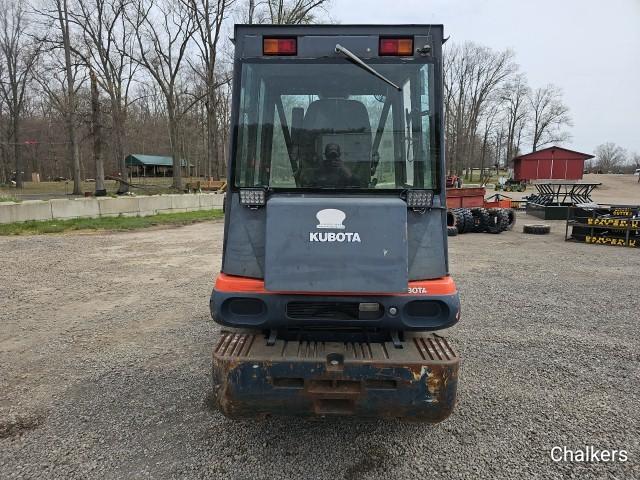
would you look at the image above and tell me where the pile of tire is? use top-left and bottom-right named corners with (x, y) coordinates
top-left (447, 207), bottom-right (516, 236)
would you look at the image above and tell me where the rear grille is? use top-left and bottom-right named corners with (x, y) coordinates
top-left (287, 302), bottom-right (360, 320)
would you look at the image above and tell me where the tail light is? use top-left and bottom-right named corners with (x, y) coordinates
top-left (379, 37), bottom-right (414, 56)
top-left (263, 37), bottom-right (297, 56)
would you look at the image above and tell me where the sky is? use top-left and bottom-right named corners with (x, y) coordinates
top-left (331, 0), bottom-right (640, 156)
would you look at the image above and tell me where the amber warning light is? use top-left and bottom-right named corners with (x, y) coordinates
top-left (263, 37), bottom-right (297, 56)
top-left (379, 37), bottom-right (414, 56)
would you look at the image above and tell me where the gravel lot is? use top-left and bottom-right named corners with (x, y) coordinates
top-left (1, 217), bottom-right (638, 479)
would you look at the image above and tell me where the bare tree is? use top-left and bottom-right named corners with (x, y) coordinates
top-left (244, 0), bottom-right (329, 24)
top-left (594, 142), bottom-right (627, 172)
top-left (127, 0), bottom-right (195, 190)
top-left (68, 0), bottom-right (137, 193)
top-left (36, 0), bottom-right (84, 194)
top-left (0, 0), bottom-right (40, 188)
top-left (502, 73), bottom-right (530, 162)
top-left (444, 42), bottom-right (516, 176)
top-left (265, 0), bottom-right (329, 23)
top-left (89, 69), bottom-right (106, 194)
top-left (529, 84), bottom-right (571, 151)
top-left (184, 0), bottom-right (235, 180)
top-left (478, 100), bottom-right (500, 181)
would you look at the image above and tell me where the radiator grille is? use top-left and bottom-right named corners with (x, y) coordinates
top-left (287, 302), bottom-right (360, 320)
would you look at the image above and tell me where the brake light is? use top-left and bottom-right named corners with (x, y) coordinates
top-left (263, 37), bottom-right (297, 56)
top-left (379, 37), bottom-right (414, 56)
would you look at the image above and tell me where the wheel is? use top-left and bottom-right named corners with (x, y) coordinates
top-left (453, 209), bottom-right (465, 234)
top-left (485, 208), bottom-right (503, 234)
top-left (446, 210), bottom-right (457, 228)
top-left (447, 226), bottom-right (458, 237)
top-left (523, 224), bottom-right (551, 235)
top-left (505, 208), bottom-right (517, 231)
top-left (496, 208), bottom-right (510, 232)
top-left (504, 185), bottom-right (512, 192)
top-left (518, 184), bottom-right (526, 192)
top-left (470, 208), bottom-right (490, 233)
top-left (461, 208), bottom-right (474, 234)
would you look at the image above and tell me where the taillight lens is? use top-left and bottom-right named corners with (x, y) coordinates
top-left (379, 37), bottom-right (414, 56)
top-left (263, 37), bottom-right (297, 56)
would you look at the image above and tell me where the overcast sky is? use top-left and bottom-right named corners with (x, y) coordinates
top-left (331, 0), bottom-right (640, 156)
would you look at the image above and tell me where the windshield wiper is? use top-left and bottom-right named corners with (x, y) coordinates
top-left (335, 44), bottom-right (402, 91)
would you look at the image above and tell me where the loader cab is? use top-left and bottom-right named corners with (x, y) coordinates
top-left (212, 25), bottom-right (459, 334)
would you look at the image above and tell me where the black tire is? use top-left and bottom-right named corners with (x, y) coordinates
top-left (446, 210), bottom-right (457, 228)
top-left (523, 224), bottom-right (551, 235)
top-left (496, 208), bottom-right (510, 232)
top-left (505, 208), bottom-right (516, 230)
top-left (485, 208), bottom-right (503, 234)
top-left (470, 208), bottom-right (490, 233)
top-left (461, 208), bottom-right (474, 234)
top-left (453, 209), bottom-right (465, 233)
top-left (447, 225), bottom-right (458, 237)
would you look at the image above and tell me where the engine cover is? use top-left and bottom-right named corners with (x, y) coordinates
top-left (265, 196), bottom-right (408, 293)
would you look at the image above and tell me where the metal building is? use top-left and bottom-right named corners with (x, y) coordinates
top-left (512, 146), bottom-right (594, 181)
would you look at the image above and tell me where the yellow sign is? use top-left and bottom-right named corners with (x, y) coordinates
top-left (585, 235), bottom-right (636, 247)
top-left (586, 218), bottom-right (639, 228)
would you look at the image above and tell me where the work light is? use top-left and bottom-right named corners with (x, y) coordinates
top-left (239, 188), bottom-right (266, 207)
top-left (406, 189), bottom-right (434, 209)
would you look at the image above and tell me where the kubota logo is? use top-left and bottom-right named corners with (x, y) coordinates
top-left (310, 209), bottom-right (361, 243)
top-left (315, 209), bottom-right (346, 229)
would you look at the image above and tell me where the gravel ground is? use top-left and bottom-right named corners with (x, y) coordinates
top-left (0, 217), bottom-right (638, 480)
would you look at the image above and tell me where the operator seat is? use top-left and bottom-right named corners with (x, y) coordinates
top-left (299, 98), bottom-right (372, 187)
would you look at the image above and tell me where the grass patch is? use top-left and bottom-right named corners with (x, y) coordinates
top-left (0, 209), bottom-right (224, 236)
top-left (0, 196), bottom-right (20, 203)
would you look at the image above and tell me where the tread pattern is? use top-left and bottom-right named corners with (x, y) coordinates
top-left (523, 224), bottom-right (551, 235)
top-left (470, 208), bottom-right (490, 233)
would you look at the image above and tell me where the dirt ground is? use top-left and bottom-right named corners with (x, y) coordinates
top-left (0, 215), bottom-right (639, 479)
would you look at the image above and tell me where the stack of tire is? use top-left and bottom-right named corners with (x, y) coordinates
top-left (447, 207), bottom-right (516, 236)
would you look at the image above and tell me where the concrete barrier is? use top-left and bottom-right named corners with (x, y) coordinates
top-left (199, 194), bottom-right (225, 209)
top-left (138, 195), bottom-right (173, 216)
top-left (98, 197), bottom-right (140, 217)
top-left (0, 193), bottom-right (224, 224)
top-left (170, 194), bottom-right (201, 212)
top-left (50, 198), bottom-right (101, 220)
top-left (0, 200), bottom-right (52, 223)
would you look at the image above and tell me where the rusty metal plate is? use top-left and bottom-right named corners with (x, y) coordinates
top-left (211, 332), bottom-right (460, 422)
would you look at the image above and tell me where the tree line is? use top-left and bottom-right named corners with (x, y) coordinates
top-left (444, 42), bottom-right (574, 181)
top-left (2, 1), bottom-right (632, 196)
top-left (0, 0), bottom-right (331, 194)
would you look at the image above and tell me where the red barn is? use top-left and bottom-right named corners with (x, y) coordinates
top-left (512, 146), bottom-right (594, 181)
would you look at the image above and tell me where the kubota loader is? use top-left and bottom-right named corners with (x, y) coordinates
top-left (209, 24), bottom-right (461, 421)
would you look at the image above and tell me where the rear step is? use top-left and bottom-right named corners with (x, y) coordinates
top-left (211, 331), bottom-right (460, 422)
